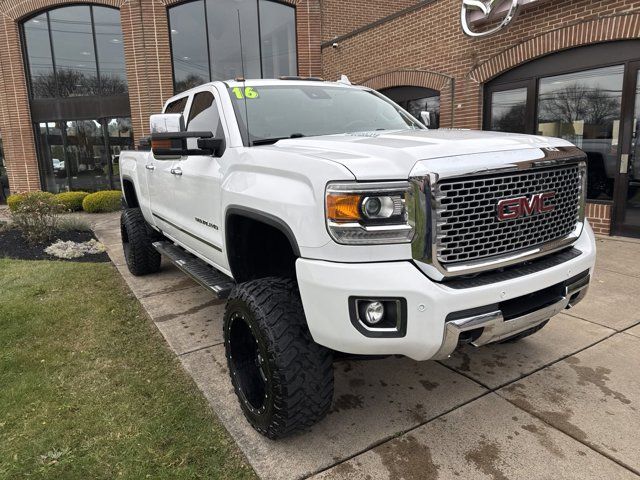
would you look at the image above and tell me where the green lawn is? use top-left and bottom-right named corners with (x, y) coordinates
top-left (0, 259), bottom-right (255, 479)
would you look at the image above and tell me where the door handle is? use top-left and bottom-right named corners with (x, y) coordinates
top-left (145, 164), bottom-right (155, 171)
top-left (170, 167), bottom-right (183, 176)
top-left (620, 154), bottom-right (630, 174)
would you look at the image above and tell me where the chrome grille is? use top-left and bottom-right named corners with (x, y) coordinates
top-left (435, 164), bottom-right (582, 264)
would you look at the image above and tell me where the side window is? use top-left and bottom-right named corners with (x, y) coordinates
top-left (165, 96), bottom-right (188, 114)
top-left (187, 91), bottom-right (224, 138)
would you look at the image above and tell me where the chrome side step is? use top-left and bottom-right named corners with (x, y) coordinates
top-left (152, 241), bottom-right (235, 299)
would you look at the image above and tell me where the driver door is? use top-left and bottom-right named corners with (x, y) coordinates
top-left (170, 86), bottom-right (228, 269)
top-left (146, 96), bottom-right (188, 235)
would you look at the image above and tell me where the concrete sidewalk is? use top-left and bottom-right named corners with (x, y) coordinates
top-left (91, 213), bottom-right (640, 480)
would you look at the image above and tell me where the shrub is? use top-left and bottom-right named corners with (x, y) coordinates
top-left (7, 193), bottom-right (26, 212)
top-left (57, 216), bottom-right (92, 232)
top-left (56, 191), bottom-right (89, 212)
top-left (11, 191), bottom-right (64, 244)
top-left (82, 190), bottom-right (122, 213)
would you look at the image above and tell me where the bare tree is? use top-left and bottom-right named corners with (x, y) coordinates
top-left (493, 103), bottom-right (527, 133)
top-left (538, 84), bottom-right (620, 127)
top-left (31, 69), bottom-right (127, 97)
top-left (175, 74), bottom-right (206, 94)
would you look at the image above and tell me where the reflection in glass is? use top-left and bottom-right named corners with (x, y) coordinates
top-left (207, 0), bottom-right (261, 80)
top-left (38, 122), bottom-right (67, 193)
top-left (107, 117), bottom-right (133, 188)
top-left (406, 96), bottom-right (440, 129)
top-left (625, 75), bottom-right (640, 227)
top-left (490, 88), bottom-right (527, 133)
top-left (259, 0), bottom-right (297, 78)
top-left (49, 6), bottom-right (97, 97)
top-left (379, 86), bottom-right (440, 129)
top-left (23, 6), bottom-right (128, 98)
top-left (64, 120), bottom-right (109, 191)
top-left (36, 117), bottom-right (133, 192)
top-left (169, 0), bottom-right (209, 93)
top-left (538, 65), bottom-right (624, 201)
top-left (23, 14), bottom-right (56, 98)
top-left (168, 0), bottom-right (297, 92)
top-left (94, 7), bottom-right (128, 94)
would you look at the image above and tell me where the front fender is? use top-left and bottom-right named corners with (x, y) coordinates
top-left (222, 165), bottom-right (346, 254)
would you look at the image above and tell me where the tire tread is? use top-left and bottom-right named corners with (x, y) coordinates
top-left (225, 277), bottom-right (333, 439)
top-left (121, 208), bottom-right (162, 276)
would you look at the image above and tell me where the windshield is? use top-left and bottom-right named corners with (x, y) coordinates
top-left (228, 85), bottom-right (424, 145)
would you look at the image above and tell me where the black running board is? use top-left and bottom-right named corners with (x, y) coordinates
top-left (152, 241), bottom-right (235, 299)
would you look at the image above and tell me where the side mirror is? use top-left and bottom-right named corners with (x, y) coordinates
top-left (150, 113), bottom-right (184, 134)
top-left (151, 131), bottom-right (216, 158)
top-left (420, 111), bottom-right (431, 128)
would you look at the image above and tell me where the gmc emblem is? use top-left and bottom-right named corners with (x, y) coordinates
top-left (497, 192), bottom-right (556, 221)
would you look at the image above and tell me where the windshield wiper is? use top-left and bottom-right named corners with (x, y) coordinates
top-left (251, 133), bottom-right (305, 146)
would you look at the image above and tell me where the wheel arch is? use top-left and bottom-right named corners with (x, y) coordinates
top-left (225, 206), bottom-right (301, 283)
top-left (121, 176), bottom-right (139, 209)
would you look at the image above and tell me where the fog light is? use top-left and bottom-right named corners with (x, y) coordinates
top-left (349, 297), bottom-right (407, 338)
top-left (364, 301), bottom-right (384, 325)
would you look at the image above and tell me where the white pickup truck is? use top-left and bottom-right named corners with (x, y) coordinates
top-left (119, 78), bottom-right (596, 439)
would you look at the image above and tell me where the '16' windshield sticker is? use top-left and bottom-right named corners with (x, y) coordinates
top-left (232, 87), bottom-right (259, 99)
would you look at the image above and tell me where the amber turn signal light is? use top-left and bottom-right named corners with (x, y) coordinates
top-left (326, 193), bottom-right (361, 222)
top-left (151, 138), bottom-right (173, 150)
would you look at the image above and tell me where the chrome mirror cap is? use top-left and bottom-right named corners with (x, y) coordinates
top-left (150, 113), bottom-right (184, 134)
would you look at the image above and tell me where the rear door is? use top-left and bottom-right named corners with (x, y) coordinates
top-left (147, 95), bottom-right (190, 234)
top-left (170, 86), bottom-right (229, 269)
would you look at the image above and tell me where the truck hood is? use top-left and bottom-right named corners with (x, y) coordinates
top-left (269, 129), bottom-right (574, 180)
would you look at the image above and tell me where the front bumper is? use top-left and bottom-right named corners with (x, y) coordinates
top-left (296, 222), bottom-right (596, 361)
top-left (432, 271), bottom-right (589, 360)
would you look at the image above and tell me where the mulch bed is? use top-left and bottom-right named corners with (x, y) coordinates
top-left (0, 228), bottom-right (111, 263)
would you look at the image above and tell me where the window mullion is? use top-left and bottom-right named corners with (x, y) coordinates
top-left (45, 12), bottom-right (58, 97)
top-left (90, 6), bottom-right (102, 95)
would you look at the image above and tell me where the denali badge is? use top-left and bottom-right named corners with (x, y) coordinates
top-left (461, 0), bottom-right (520, 37)
top-left (497, 192), bottom-right (556, 221)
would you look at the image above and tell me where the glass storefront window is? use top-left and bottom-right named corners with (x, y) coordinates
top-left (406, 96), bottom-right (440, 129)
top-left (490, 88), bottom-right (527, 133)
top-left (37, 122), bottom-right (66, 193)
top-left (538, 65), bottom-right (624, 200)
top-left (64, 120), bottom-right (109, 191)
top-left (23, 6), bottom-right (128, 98)
top-left (207, 0), bottom-right (261, 80)
top-left (107, 117), bottom-right (134, 189)
top-left (23, 14), bottom-right (56, 98)
top-left (94, 7), bottom-right (128, 95)
top-left (169, 0), bottom-right (209, 93)
top-left (168, 0), bottom-right (297, 93)
top-left (259, 0), bottom-right (297, 78)
top-left (49, 6), bottom-right (97, 97)
top-left (36, 117), bottom-right (133, 193)
top-left (379, 86), bottom-right (440, 128)
top-left (624, 74), bottom-right (640, 226)
top-left (23, 6), bottom-right (131, 193)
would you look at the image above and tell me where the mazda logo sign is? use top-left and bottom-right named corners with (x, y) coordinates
top-left (461, 0), bottom-right (521, 37)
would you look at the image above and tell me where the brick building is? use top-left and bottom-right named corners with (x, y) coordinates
top-left (0, 0), bottom-right (639, 236)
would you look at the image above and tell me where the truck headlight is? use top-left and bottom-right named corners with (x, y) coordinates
top-left (326, 182), bottom-right (415, 245)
